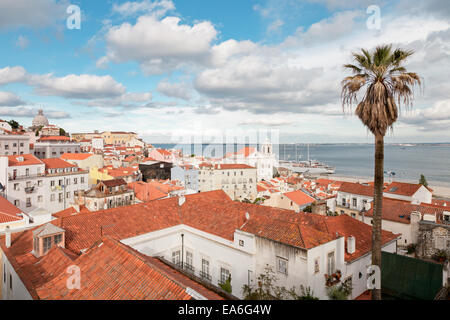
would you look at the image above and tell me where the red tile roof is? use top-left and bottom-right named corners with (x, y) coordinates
top-left (61, 153), bottom-right (92, 161)
top-left (0, 196), bottom-right (23, 223)
top-left (384, 182), bottom-right (431, 197)
top-left (42, 158), bottom-right (77, 170)
top-left (199, 163), bottom-right (255, 170)
top-left (6, 154), bottom-right (43, 167)
top-left (36, 238), bottom-right (224, 300)
top-left (0, 190), bottom-right (399, 299)
top-left (128, 182), bottom-right (169, 201)
top-left (284, 190), bottom-right (316, 206)
top-left (38, 136), bottom-right (71, 142)
top-left (365, 197), bottom-right (449, 224)
top-left (338, 182), bottom-right (374, 197)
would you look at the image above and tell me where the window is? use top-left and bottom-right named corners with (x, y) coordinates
top-left (327, 252), bottom-right (335, 275)
top-left (50, 180), bottom-right (55, 187)
top-left (81, 177), bottom-right (85, 184)
top-left (13, 183), bottom-right (19, 190)
top-left (58, 193), bottom-right (63, 203)
top-left (25, 169), bottom-right (29, 177)
top-left (14, 200), bottom-right (19, 206)
top-left (201, 259), bottom-right (210, 280)
top-left (51, 194), bottom-right (55, 201)
top-left (352, 198), bottom-right (357, 207)
top-left (38, 180), bottom-right (43, 187)
top-left (54, 234), bottom-right (62, 245)
top-left (38, 196), bottom-right (43, 203)
top-left (9, 274), bottom-right (12, 290)
top-left (277, 257), bottom-right (288, 275)
top-left (435, 236), bottom-right (445, 250)
top-left (172, 250), bottom-right (181, 266)
top-left (239, 240), bottom-right (245, 247)
top-left (43, 237), bottom-right (52, 253)
top-left (26, 198), bottom-right (31, 207)
top-left (74, 178), bottom-right (78, 185)
top-left (220, 267), bottom-right (230, 284)
top-left (342, 198), bottom-right (346, 206)
top-left (186, 251), bottom-right (193, 270)
top-left (3, 264), bottom-right (5, 283)
top-left (314, 258), bottom-right (320, 274)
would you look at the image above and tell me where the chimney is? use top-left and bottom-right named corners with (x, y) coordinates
top-left (5, 226), bottom-right (11, 248)
top-left (347, 236), bottom-right (356, 254)
top-left (178, 195), bottom-right (186, 207)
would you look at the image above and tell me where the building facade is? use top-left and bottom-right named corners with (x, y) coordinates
top-left (198, 164), bottom-right (257, 201)
top-left (34, 136), bottom-right (81, 159)
top-left (0, 155), bottom-right (89, 214)
top-left (0, 134), bottom-right (30, 156)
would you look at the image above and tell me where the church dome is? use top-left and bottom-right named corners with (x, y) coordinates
top-left (32, 109), bottom-right (49, 127)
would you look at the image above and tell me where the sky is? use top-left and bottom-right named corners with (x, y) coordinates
top-left (0, 0), bottom-right (449, 144)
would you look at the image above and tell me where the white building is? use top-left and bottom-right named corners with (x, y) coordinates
top-left (0, 120), bottom-right (12, 132)
top-left (0, 154), bottom-right (89, 215)
top-left (383, 181), bottom-right (432, 204)
top-left (0, 191), bottom-right (399, 300)
top-left (198, 163), bottom-right (257, 201)
top-left (222, 139), bottom-right (277, 181)
top-left (0, 132), bottom-right (30, 156)
top-left (33, 136), bottom-right (81, 159)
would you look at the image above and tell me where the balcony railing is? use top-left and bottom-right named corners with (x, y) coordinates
top-left (199, 271), bottom-right (212, 282)
top-left (9, 173), bottom-right (45, 181)
top-left (24, 187), bottom-right (35, 194)
top-left (183, 263), bottom-right (195, 273)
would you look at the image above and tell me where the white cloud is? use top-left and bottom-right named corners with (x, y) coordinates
top-left (100, 15), bottom-right (217, 74)
top-left (0, 107), bottom-right (70, 119)
top-left (157, 80), bottom-right (191, 100)
top-left (0, 0), bottom-right (67, 30)
top-left (28, 74), bottom-right (126, 99)
top-left (15, 35), bottom-right (29, 49)
top-left (112, 0), bottom-right (175, 17)
top-left (0, 66), bottom-right (27, 85)
top-left (0, 91), bottom-right (25, 106)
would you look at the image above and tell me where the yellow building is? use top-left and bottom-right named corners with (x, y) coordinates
top-left (101, 131), bottom-right (137, 145)
top-left (89, 166), bottom-right (114, 185)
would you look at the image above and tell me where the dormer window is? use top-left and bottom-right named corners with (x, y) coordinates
top-left (32, 223), bottom-right (65, 257)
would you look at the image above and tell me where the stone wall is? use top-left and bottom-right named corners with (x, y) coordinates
top-left (416, 221), bottom-right (450, 259)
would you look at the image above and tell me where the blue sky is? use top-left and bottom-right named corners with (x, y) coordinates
top-left (0, 0), bottom-right (449, 144)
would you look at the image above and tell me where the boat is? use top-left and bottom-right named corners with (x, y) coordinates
top-left (278, 144), bottom-right (335, 174)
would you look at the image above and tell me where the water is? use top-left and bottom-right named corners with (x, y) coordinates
top-left (153, 143), bottom-right (450, 187)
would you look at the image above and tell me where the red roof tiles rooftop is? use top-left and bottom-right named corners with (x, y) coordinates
top-left (6, 154), bottom-right (43, 167)
top-left (338, 182), bottom-right (374, 197)
top-left (284, 190), bottom-right (316, 206)
top-left (42, 158), bottom-right (77, 170)
top-left (0, 196), bottom-right (23, 223)
top-left (36, 238), bottom-right (224, 300)
top-left (61, 153), bottom-right (93, 161)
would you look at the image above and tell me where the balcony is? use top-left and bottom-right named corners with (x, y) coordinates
top-left (24, 187), bottom-right (35, 194)
top-left (199, 271), bottom-right (212, 282)
top-left (9, 173), bottom-right (45, 181)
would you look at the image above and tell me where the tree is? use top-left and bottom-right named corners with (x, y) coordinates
top-left (219, 275), bottom-right (232, 294)
top-left (242, 265), bottom-right (319, 300)
top-left (341, 45), bottom-right (421, 300)
top-left (419, 174), bottom-right (428, 187)
top-left (59, 128), bottom-right (66, 136)
top-left (7, 120), bottom-right (19, 129)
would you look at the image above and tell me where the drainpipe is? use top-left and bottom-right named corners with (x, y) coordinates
top-left (181, 233), bottom-right (184, 269)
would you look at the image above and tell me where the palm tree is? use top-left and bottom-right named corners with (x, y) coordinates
top-left (341, 45), bottom-right (421, 300)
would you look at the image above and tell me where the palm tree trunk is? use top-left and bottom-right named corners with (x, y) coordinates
top-left (372, 134), bottom-right (384, 300)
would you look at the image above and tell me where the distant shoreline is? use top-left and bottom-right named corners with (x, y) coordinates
top-left (328, 174), bottom-right (450, 199)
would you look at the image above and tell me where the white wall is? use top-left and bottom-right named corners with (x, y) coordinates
top-left (121, 225), bottom-right (255, 299)
top-left (1, 251), bottom-right (33, 300)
